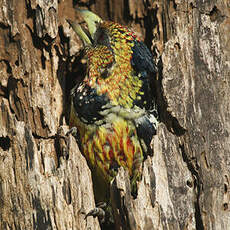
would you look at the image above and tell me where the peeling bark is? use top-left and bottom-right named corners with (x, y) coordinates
top-left (0, 0), bottom-right (229, 229)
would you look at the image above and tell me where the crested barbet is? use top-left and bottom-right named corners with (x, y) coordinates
top-left (68, 10), bottom-right (158, 206)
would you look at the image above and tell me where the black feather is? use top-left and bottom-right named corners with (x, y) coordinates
top-left (135, 113), bottom-right (158, 156)
top-left (72, 86), bottom-right (109, 124)
top-left (130, 40), bottom-right (158, 155)
top-left (130, 40), bottom-right (158, 111)
top-left (131, 40), bottom-right (157, 74)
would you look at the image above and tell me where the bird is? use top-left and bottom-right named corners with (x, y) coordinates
top-left (67, 9), bottom-right (158, 224)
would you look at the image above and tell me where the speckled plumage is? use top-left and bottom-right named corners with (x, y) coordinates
top-left (68, 12), bottom-right (158, 202)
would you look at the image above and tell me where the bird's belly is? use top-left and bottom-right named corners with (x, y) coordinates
top-left (76, 115), bottom-right (143, 184)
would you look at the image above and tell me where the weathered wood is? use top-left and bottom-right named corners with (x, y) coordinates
top-left (0, 0), bottom-right (229, 229)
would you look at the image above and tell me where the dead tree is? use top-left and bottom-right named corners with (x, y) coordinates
top-left (0, 0), bottom-right (229, 229)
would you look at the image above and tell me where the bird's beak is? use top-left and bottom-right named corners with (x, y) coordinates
top-left (67, 19), bottom-right (92, 45)
top-left (76, 9), bottom-right (102, 37)
top-left (67, 9), bottom-right (102, 46)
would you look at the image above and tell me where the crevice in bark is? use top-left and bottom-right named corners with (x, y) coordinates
top-left (31, 132), bottom-right (56, 140)
top-left (161, 5), bottom-right (168, 43)
top-left (73, 0), bottom-right (95, 8)
top-left (62, 179), bottom-right (72, 205)
top-left (32, 197), bottom-right (52, 229)
top-left (0, 136), bottom-right (11, 151)
top-left (143, 6), bottom-right (157, 50)
top-left (0, 59), bottom-right (12, 75)
top-left (0, 84), bottom-right (8, 98)
top-left (40, 147), bottom-right (46, 173)
top-left (172, 0), bottom-right (177, 10)
top-left (179, 144), bottom-right (204, 230)
top-left (37, 107), bottom-right (47, 130)
top-left (106, 0), bottom-right (112, 21)
top-left (0, 85), bottom-right (8, 99)
top-left (0, 22), bottom-right (10, 29)
top-left (147, 163), bottom-right (156, 207)
top-left (54, 134), bottom-right (62, 168)
top-left (7, 77), bottom-right (27, 121)
top-left (25, 126), bottom-right (35, 170)
top-left (25, 0), bottom-right (33, 18)
top-left (123, 0), bottom-right (132, 23)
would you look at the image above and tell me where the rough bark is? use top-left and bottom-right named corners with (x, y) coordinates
top-left (0, 0), bottom-right (229, 230)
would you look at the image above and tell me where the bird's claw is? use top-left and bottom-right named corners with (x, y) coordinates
top-left (85, 202), bottom-right (107, 223)
top-left (66, 127), bottom-right (78, 138)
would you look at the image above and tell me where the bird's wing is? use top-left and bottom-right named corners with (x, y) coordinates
top-left (130, 40), bottom-right (158, 111)
top-left (130, 40), bottom-right (159, 155)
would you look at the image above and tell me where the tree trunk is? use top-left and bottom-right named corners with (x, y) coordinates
top-left (0, 0), bottom-right (229, 229)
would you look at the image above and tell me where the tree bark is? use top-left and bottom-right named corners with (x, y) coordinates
top-left (0, 0), bottom-right (229, 229)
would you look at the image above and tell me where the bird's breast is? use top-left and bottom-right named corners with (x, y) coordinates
top-left (70, 109), bottom-right (143, 184)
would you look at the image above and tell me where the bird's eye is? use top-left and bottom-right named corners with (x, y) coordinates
top-left (98, 33), bottom-right (104, 41)
top-left (94, 28), bottom-right (110, 47)
top-left (96, 32), bottom-right (106, 44)
top-left (100, 68), bottom-right (109, 79)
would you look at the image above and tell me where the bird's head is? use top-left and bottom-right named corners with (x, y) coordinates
top-left (67, 10), bottom-right (143, 108)
top-left (67, 9), bottom-right (137, 55)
